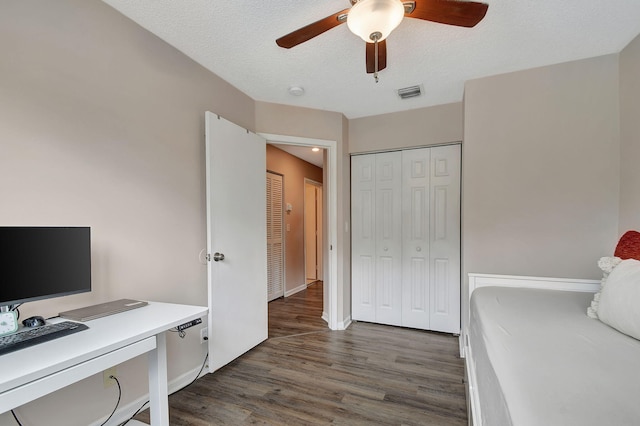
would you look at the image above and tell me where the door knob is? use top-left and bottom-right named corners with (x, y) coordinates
top-left (213, 252), bottom-right (225, 262)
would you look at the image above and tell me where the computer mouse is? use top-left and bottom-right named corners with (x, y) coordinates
top-left (22, 316), bottom-right (46, 327)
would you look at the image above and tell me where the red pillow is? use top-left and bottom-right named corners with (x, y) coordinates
top-left (614, 231), bottom-right (640, 260)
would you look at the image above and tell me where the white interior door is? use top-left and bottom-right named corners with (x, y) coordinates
top-left (315, 185), bottom-right (323, 281)
top-left (206, 112), bottom-right (267, 372)
top-left (267, 172), bottom-right (284, 301)
top-left (402, 148), bottom-right (431, 329)
top-left (304, 180), bottom-right (323, 283)
top-left (429, 144), bottom-right (461, 333)
top-left (351, 152), bottom-right (402, 326)
top-left (352, 146), bottom-right (460, 333)
top-left (351, 154), bottom-right (377, 322)
top-left (374, 151), bottom-right (403, 326)
top-left (304, 182), bottom-right (317, 281)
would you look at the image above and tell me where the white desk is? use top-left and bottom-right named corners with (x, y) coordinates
top-left (0, 301), bottom-right (208, 425)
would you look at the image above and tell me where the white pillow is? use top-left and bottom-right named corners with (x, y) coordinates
top-left (587, 256), bottom-right (621, 319)
top-left (597, 258), bottom-right (640, 340)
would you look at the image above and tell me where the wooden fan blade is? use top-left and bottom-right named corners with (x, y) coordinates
top-left (276, 8), bottom-right (350, 48)
top-left (366, 40), bottom-right (387, 74)
top-left (408, 0), bottom-right (488, 28)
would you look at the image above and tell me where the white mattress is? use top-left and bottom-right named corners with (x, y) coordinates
top-left (469, 286), bottom-right (640, 426)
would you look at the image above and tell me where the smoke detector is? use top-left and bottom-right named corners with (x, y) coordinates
top-left (397, 85), bottom-right (422, 99)
top-left (288, 86), bottom-right (305, 96)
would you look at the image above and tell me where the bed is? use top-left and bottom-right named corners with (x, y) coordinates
top-left (463, 231), bottom-right (640, 426)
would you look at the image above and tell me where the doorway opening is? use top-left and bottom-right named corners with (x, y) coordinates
top-left (265, 144), bottom-right (325, 334)
top-left (261, 133), bottom-right (339, 331)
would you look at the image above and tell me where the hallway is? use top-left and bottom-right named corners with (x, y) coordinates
top-left (268, 281), bottom-right (327, 338)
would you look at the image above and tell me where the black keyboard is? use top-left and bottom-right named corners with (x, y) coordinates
top-left (0, 321), bottom-right (89, 355)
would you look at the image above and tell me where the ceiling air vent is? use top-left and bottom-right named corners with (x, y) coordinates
top-left (398, 85), bottom-right (422, 100)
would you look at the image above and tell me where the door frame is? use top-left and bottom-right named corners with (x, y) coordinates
top-left (260, 133), bottom-right (339, 330)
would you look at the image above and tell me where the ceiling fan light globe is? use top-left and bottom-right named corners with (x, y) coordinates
top-left (347, 0), bottom-right (405, 42)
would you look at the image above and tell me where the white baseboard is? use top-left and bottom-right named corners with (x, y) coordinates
top-left (91, 363), bottom-right (208, 426)
top-left (284, 283), bottom-right (307, 297)
top-left (337, 315), bottom-right (352, 330)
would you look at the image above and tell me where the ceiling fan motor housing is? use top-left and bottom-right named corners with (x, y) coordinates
top-left (347, 0), bottom-right (405, 42)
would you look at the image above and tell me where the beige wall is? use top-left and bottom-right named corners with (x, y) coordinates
top-left (0, 1), bottom-right (254, 424)
top-left (463, 54), bottom-right (621, 287)
top-left (348, 102), bottom-right (463, 153)
top-left (619, 33), bottom-right (640, 233)
top-left (266, 145), bottom-right (323, 294)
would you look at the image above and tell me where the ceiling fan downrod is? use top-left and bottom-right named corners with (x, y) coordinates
top-left (370, 31), bottom-right (382, 83)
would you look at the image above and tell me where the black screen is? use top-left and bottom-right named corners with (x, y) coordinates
top-left (0, 227), bottom-right (91, 307)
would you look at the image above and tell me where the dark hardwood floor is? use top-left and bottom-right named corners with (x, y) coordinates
top-left (268, 281), bottom-right (328, 338)
top-left (135, 282), bottom-right (467, 425)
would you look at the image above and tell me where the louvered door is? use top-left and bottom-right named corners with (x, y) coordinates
top-left (266, 172), bottom-right (284, 301)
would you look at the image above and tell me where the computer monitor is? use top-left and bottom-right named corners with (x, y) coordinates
top-left (0, 227), bottom-right (91, 310)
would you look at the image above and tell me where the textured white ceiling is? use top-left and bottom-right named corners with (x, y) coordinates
top-left (101, 0), bottom-right (640, 119)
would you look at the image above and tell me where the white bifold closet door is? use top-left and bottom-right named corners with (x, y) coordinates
top-left (352, 150), bottom-right (403, 327)
top-left (351, 145), bottom-right (460, 333)
top-left (266, 172), bottom-right (284, 301)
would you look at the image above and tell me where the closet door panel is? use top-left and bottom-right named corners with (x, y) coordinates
top-left (351, 155), bottom-right (377, 322)
top-left (429, 145), bottom-right (461, 333)
top-left (401, 148), bottom-right (431, 329)
top-left (375, 152), bottom-right (402, 326)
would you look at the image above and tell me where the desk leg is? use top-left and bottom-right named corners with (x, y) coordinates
top-left (148, 332), bottom-right (169, 426)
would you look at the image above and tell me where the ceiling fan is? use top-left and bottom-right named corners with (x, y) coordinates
top-left (276, 0), bottom-right (489, 82)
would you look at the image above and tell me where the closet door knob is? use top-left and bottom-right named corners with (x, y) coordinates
top-left (416, 246), bottom-right (422, 252)
top-left (383, 247), bottom-right (388, 252)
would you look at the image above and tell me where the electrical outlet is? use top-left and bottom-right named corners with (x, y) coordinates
top-left (103, 367), bottom-right (117, 388)
top-left (200, 327), bottom-right (208, 344)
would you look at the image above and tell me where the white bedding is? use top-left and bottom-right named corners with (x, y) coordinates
top-left (469, 286), bottom-right (640, 426)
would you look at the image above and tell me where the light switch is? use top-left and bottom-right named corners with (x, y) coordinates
top-left (286, 224), bottom-right (291, 232)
